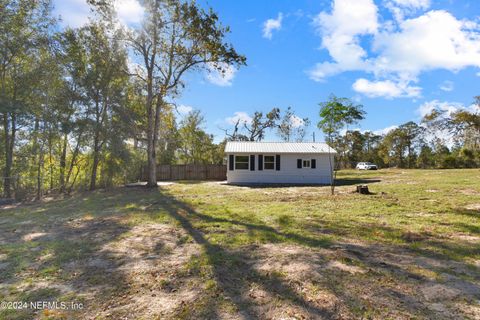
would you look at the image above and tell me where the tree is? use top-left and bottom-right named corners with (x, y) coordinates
top-left (56, 29), bottom-right (88, 193)
top-left (423, 96), bottom-right (480, 151)
top-left (178, 110), bottom-right (216, 164)
top-left (398, 121), bottom-right (425, 168)
top-left (416, 145), bottom-right (435, 168)
top-left (363, 131), bottom-right (384, 166)
top-left (157, 104), bottom-right (179, 165)
top-left (344, 130), bottom-right (366, 168)
top-left (277, 107), bottom-right (310, 142)
top-left (244, 108), bottom-right (280, 141)
top-left (29, 46), bottom-right (65, 199)
top-left (80, 23), bottom-right (128, 190)
top-left (0, 0), bottom-right (53, 197)
top-left (126, 0), bottom-right (246, 187)
top-left (381, 128), bottom-right (407, 167)
top-left (317, 95), bottom-right (365, 194)
top-left (222, 119), bottom-right (249, 141)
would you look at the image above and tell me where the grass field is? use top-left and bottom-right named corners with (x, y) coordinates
top-left (0, 169), bottom-right (479, 319)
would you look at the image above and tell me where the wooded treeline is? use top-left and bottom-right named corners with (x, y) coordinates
top-left (0, 0), bottom-right (247, 199)
top-left (1, 0), bottom-right (479, 200)
top-left (314, 95), bottom-right (480, 170)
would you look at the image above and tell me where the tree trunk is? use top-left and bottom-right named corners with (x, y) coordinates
top-left (3, 113), bottom-right (15, 198)
top-left (36, 147), bottom-right (44, 200)
top-left (327, 132), bottom-right (335, 196)
top-left (65, 131), bottom-right (83, 190)
top-left (33, 118), bottom-right (43, 201)
top-left (48, 134), bottom-right (53, 191)
top-left (89, 132), bottom-right (100, 191)
top-left (145, 89), bottom-right (157, 187)
top-left (146, 140), bottom-right (157, 187)
top-left (59, 133), bottom-right (67, 193)
top-left (2, 113), bottom-right (10, 198)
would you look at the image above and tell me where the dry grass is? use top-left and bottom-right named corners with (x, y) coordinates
top-left (0, 169), bottom-right (479, 319)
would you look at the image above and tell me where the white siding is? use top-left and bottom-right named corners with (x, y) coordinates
top-left (226, 153), bottom-right (334, 184)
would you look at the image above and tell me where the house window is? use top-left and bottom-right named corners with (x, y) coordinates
top-left (235, 155), bottom-right (249, 170)
top-left (303, 160), bottom-right (311, 168)
top-left (264, 156), bottom-right (275, 170)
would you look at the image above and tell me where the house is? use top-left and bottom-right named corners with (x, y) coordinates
top-left (225, 142), bottom-right (336, 184)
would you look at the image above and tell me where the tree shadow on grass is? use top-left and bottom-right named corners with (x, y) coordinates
top-left (152, 188), bottom-right (480, 318)
top-left (156, 190), bottom-right (338, 319)
top-left (453, 207), bottom-right (480, 219)
top-left (224, 178), bottom-right (381, 189)
top-left (152, 188), bottom-right (478, 318)
top-left (335, 178), bottom-right (381, 186)
top-left (0, 190), bottom-right (154, 320)
top-left (3, 187), bottom-right (480, 319)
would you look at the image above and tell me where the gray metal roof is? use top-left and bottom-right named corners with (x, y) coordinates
top-left (225, 142), bottom-right (337, 154)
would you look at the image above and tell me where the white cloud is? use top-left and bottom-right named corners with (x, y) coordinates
top-left (262, 13), bottom-right (283, 39)
top-left (205, 62), bottom-right (237, 87)
top-left (417, 100), bottom-right (458, 145)
top-left (373, 125), bottom-right (398, 135)
top-left (417, 100), bottom-right (480, 146)
top-left (310, 1), bottom-right (480, 98)
top-left (54, 0), bottom-right (143, 28)
top-left (439, 80), bottom-right (454, 92)
top-left (309, 0), bottom-right (378, 80)
top-left (177, 104), bottom-right (193, 115)
top-left (54, 0), bottom-right (91, 28)
top-left (127, 56), bottom-right (146, 77)
top-left (372, 11), bottom-right (480, 77)
top-left (225, 112), bottom-right (253, 125)
top-left (290, 115), bottom-right (305, 128)
top-left (386, 0), bottom-right (430, 21)
top-left (115, 0), bottom-right (144, 25)
top-left (476, 72), bottom-right (480, 77)
top-left (417, 100), bottom-right (465, 118)
top-left (390, 0), bottom-right (430, 9)
top-left (340, 125), bottom-right (398, 136)
top-left (352, 78), bottom-right (421, 98)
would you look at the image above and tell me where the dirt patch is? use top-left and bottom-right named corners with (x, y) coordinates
top-left (22, 232), bottom-right (47, 241)
top-left (402, 231), bottom-right (429, 242)
top-left (236, 244), bottom-right (355, 319)
top-left (325, 260), bottom-right (366, 274)
top-left (241, 241), bottom-right (480, 319)
top-left (88, 223), bottom-right (203, 319)
top-left (465, 203), bottom-right (480, 211)
top-left (455, 301), bottom-right (480, 320)
top-left (449, 233), bottom-right (480, 243)
top-left (421, 284), bottom-right (462, 302)
top-left (460, 189), bottom-right (480, 195)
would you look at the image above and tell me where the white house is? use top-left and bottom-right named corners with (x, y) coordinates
top-left (225, 142), bottom-right (336, 184)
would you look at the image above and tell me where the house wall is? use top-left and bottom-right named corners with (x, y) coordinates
top-left (226, 153), bottom-right (334, 184)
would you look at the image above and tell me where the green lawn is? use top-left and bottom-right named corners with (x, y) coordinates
top-left (0, 169), bottom-right (479, 319)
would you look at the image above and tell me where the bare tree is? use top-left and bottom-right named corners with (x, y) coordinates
top-left (277, 106), bottom-right (310, 142)
top-left (244, 108), bottom-right (280, 141)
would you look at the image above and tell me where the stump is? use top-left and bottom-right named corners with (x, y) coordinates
top-left (356, 185), bottom-right (370, 194)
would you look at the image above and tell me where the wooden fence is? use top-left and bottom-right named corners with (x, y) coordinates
top-left (140, 164), bottom-right (227, 181)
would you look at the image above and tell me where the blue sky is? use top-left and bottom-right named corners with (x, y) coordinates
top-left (53, 0), bottom-right (480, 142)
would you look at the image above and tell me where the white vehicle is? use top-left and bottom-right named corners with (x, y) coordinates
top-left (356, 162), bottom-right (378, 170)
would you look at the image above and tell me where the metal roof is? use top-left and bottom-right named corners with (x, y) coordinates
top-left (225, 142), bottom-right (337, 154)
